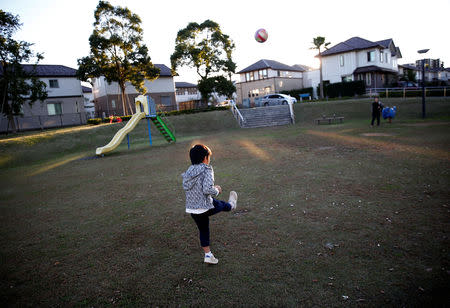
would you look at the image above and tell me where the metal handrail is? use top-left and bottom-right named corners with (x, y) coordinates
top-left (230, 101), bottom-right (245, 126)
top-left (288, 102), bottom-right (295, 124)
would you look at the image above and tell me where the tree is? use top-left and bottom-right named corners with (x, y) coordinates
top-left (310, 36), bottom-right (330, 99)
top-left (198, 76), bottom-right (235, 104)
top-left (0, 10), bottom-right (47, 133)
top-left (170, 20), bottom-right (236, 103)
top-left (77, 0), bottom-right (160, 116)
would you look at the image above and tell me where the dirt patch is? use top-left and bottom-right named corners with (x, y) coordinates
top-left (402, 121), bottom-right (449, 127)
top-left (361, 133), bottom-right (394, 137)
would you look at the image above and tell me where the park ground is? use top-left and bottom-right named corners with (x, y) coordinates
top-left (0, 97), bottom-right (449, 307)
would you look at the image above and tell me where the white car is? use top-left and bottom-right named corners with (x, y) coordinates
top-left (215, 99), bottom-right (234, 107)
top-left (261, 94), bottom-right (297, 106)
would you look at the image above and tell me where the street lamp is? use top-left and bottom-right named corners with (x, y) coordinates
top-left (417, 49), bottom-right (429, 118)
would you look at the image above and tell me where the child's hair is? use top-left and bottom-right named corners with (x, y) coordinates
top-left (189, 144), bottom-right (212, 165)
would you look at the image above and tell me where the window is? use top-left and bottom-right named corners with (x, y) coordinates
top-left (365, 73), bottom-right (372, 86)
top-left (367, 51), bottom-right (375, 62)
top-left (385, 53), bottom-right (389, 63)
top-left (161, 96), bottom-right (172, 105)
top-left (339, 55), bottom-right (344, 67)
top-left (47, 102), bottom-right (62, 115)
top-left (380, 51), bottom-right (384, 63)
top-left (259, 69), bottom-right (268, 79)
top-left (49, 79), bottom-right (59, 88)
top-left (277, 70), bottom-right (281, 77)
top-left (111, 99), bottom-right (116, 109)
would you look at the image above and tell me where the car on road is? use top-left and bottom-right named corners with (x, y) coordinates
top-left (215, 99), bottom-right (234, 107)
top-left (260, 94), bottom-right (297, 106)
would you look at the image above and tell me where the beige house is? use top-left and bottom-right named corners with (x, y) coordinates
top-left (235, 59), bottom-right (304, 106)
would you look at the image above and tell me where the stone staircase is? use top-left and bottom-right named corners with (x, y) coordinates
top-left (234, 105), bottom-right (293, 128)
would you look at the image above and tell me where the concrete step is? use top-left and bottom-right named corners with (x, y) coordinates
top-left (233, 105), bottom-right (293, 128)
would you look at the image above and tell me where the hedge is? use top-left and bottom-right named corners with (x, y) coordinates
top-left (87, 106), bottom-right (230, 125)
top-left (319, 80), bottom-right (366, 98)
top-left (280, 87), bottom-right (314, 99)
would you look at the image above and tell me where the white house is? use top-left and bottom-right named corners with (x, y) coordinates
top-left (0, 64), bottom-right (86, 132)
top-left (92, 64), bottom-right (176, 116)
top-left (175, 82), bottom-right (201, 103)
top-left (82, 86), bottom-right (96, 119)
top-left (319, 37), bottom-right (402, 88)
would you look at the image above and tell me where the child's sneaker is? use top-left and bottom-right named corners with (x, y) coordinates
top-left (228, 191), bottom-right (238, 210)
top-left (204, 253), bottom-right (219, 264)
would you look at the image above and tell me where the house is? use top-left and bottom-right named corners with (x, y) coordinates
top-left (82, 86), bottom-right (96, 119)
top-left (235, 59), bottom-right (304, 105)
top-left (0, 64), bottom-right (86, 132)
top-left (92, 64), bottom-right (176, 116)
top-left (319, 37), bottom-right (402, 88)
top-left (415, 59), bottom-right (448, 84)
top-left (398, 64), bottom-right (420, 84)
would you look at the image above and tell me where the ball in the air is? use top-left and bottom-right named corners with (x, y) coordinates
top-left (255, 28), bottom-right (268, 43)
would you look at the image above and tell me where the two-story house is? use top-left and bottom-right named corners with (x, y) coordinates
top-left (0, 64), bottom-right (86, 132)
top-left (92, 64), bottom-right (176, 116)
top-left (235, 59), bottom-right (304, 105)
top-left (320, 37), bottom-right (402, 88)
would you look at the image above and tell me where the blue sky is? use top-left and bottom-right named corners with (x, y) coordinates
top-left (2, 0), bottom-right (449, 83)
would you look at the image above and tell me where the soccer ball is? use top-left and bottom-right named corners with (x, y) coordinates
top-left (255, 28), bottom-right (268, 43)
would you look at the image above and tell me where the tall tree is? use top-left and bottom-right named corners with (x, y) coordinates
top-left (198, 76), bottom-right (235, 104)
top-left (171, 20), bottom-right (236, 103)
top-left (0, 10), bottom-right (47, 133)
top-left (310, 36), bottom-right (330, 99)
top-left (77, 0), bottom-right (160, 116)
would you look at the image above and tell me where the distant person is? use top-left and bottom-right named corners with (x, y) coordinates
top-left (182, 144), bottom-right (238, 265)
top-left (371, 96), bottom-right (383, 126)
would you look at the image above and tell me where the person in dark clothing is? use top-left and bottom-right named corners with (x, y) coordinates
top-left (371, 97), bottom-right (383, 126)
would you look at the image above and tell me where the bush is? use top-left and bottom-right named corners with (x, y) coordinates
top-left (280, 87), bottom-right (314, 99)
top-left (321, 80), bottom-right (366, 98)
top-left (87, 118), bottom-right (102, 125)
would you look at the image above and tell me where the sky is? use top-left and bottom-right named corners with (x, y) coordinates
top-left (1, 0), bottom-right (449, 84)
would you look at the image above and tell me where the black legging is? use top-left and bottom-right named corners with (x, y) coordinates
top-left (371, 112), bottom-right (380, 126)
top-left (190, 198), bottom-right (231, 247)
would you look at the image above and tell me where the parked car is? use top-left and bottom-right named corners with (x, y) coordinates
top-left (398, 81), bottom-right (418, 88)
top-left (260, 94), bottom-right (297, 106)
top-left (215, 99), bottom-right (234, 107)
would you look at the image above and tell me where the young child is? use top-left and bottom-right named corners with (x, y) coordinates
top-left (371, 96), bottom-right (383, 126)
top-left (182, 144), bottom-right (238, 265)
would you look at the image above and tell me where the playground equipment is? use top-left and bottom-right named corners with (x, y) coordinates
top-left (382, 106), bottom-right (397, 123)
top-left (95, 95), bottom-right (175, 156)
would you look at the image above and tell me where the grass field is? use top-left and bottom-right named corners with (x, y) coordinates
top-left (1, 97), bottom-right (449, 307)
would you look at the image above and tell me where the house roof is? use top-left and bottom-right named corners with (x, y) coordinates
top-left (320, 37), bottom-right (398, 57)
top-left (82, 86), bottom-right (92, 93)
top-left (237, 59), bottom-right (304, 74)
top-left (20, 64), bottom-right (78, 77)
top-left (292, 64), bottom-right (312, 71)
top-left (399, 64), bottom-right (419, 71)
top-left (154, 64), bottom-right (172, 76)
top-left (353, 65), bottom-right (398, 74)
top-left (175, 82), bottom-right (197, 88)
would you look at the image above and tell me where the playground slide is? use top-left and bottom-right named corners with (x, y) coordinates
top-left (96, 112), bottom-right (146, 155)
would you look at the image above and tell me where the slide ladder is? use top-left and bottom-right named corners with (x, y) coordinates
top-left (150, 115), bottom-right (176, 143)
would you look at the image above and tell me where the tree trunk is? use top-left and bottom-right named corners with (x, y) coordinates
top-left (119, 82), bottom-right (128, 116)
top-left (7, 114), bottom-right (17, 134)
top-left (319, 54), bottom-right (324, 100)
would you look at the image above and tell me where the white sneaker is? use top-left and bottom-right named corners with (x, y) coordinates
top-left (204, 253), bottom-right (219, 264)
top-left (228, 191), bottom-right (238, 210)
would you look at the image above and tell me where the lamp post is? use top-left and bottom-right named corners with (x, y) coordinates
top-left (417, 49), bottom-right (429, 118)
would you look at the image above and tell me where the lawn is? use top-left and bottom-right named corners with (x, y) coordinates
top-left (1, 97), bottom-right (449, 307)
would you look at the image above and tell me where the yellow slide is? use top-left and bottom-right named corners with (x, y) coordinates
top-left (96, 112), bottom-right (146, 155)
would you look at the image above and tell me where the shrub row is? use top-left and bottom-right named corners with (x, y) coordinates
top-left (280, 87), bottom-right (314, 99)
top-left (320, 80), bottom-right (366, 98)
top-left (87, 106), bottom-right (230, 125)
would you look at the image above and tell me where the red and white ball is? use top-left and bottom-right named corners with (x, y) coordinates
top-left (255, 28), bottom-right (268, 43)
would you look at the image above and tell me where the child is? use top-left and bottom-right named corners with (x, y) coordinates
top-left (182, 144), bottom-right (238, 264)
top-left (371, 96), bottom-right (383, 126)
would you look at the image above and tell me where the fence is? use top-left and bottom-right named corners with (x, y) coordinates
top-left (0, 112), bottom-right (87, 133)
top-left (366, 86), bottom-right (449, 98)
